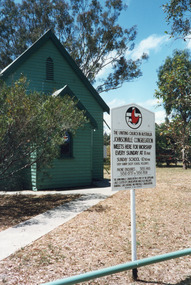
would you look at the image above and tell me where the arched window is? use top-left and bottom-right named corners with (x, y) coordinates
top-left (46, 57), bottom-right (54, 80)
top-left (60, 131), bottom-right (73, 158)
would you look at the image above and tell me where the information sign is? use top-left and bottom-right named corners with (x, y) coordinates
top-left (111, 104), bottom-right (156, 191)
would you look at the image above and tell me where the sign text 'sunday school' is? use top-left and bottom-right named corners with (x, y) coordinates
top-left (111, 105), bottom-right (156, 191)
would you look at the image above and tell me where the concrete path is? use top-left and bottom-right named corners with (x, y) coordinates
top-left (0, 184), bottom-right (115, 261)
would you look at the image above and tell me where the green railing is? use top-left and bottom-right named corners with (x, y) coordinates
top-left (41, 248), bottom-right (191, 285)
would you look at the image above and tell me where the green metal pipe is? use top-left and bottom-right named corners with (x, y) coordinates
top-left (42, 248), bottom-right (191, 285)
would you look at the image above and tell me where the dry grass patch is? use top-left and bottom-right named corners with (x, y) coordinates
top-left (0, 167), bottom-right (190, 285)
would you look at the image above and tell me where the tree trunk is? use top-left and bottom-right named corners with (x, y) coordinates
top-left (182, 148), bottom-right (187, 170)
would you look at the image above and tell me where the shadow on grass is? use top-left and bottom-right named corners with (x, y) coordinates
top-left (137, 276), bottom-right (191, 285)
top-left (156, 164), bottom-right (183, 168)
top-left (0, 194), bottom-right (81, 231)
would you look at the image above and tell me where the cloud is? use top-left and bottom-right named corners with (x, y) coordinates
top-left (131, 34), bottom-right (169, 59)
top-left (104, 113), bottom-right (111, 133)
top-left (107, 98), bottom-right (127, 109)
top-left (106, 97), bottom-right (163, 112)
top-left (137, 98), bottom-right (163, 109)
top-left (185, 37), bottom-right (191, 49)
top-left (103, 98), bottom-right (127, 133)
top-left (95, 51), bottom-right (117, 80)
top-left (136, 99), bottom-right (166, 124)
top-left (103, 98), bottom-right (165, 133)
top-left (95, 34), bottom-right (169, 83)
top-left (155, 110), bottom-right (166, 124)
top-left (126, 0), bottom-right (131, 5)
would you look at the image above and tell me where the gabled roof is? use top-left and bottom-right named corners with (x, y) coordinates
top-left (0, 29), bottom-right (109, 114)
top-left (52, 85), bottom-right (98, 129)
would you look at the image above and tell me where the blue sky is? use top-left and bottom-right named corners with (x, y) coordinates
top-left (99, 0), bottom-right (189, 131)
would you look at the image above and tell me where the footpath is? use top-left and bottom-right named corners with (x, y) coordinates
top-left (0, 182), bottom-right (114, 261)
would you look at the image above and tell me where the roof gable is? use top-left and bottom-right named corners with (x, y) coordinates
top-left (52, 85), bottom-right (98, 129)
top-left (0, 29), bottom-right (109, 114)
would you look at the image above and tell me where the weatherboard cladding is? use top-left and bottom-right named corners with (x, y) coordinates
top-left (3, 39), bottom-right (104, 120)
top-left (1, 30), bottom-right (107, 189)
top-left (37, 127), bottom-right (93, 189)
top-left (52, 85), bottom-right (98, 129)
top-left (0, 29), bottom-right (109, 114)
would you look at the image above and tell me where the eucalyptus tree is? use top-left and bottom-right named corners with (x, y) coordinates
top-left (155, 50), bottom-right (191, 168)
top-left (0, 0), bottom-right (147, 93)
top-left (163, 0), bottom-right (191, 39)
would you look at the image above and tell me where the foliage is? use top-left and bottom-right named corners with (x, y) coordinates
top-left (155, 50), bottom-right (191, 118)
top-left (163, 117), bottom-right (191, 166)
top-left (163, 0), bottom-right (191, 39)
top-left (103, 132), bottom-right (110, 146)
top-left (156, 123), bottom-right (179, 166)
top-left (0, 77), bottom-right (87, 181)
top-left (155, 123), bottom-right (170, 156)
top-left (103, 133), bottom-right (110, 173)
top-left (155, 50), bottom-right (191, 168)
top-left (0, 0), bottom-right (147, 93)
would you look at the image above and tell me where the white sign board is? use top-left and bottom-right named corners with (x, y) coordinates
top-left (111, 104), bottom-right (156, 191)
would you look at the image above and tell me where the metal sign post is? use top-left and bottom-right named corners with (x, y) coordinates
top-left (131, 188), bottom-right (138, 279)
top-left (111, 104), bottom-right (156, 280)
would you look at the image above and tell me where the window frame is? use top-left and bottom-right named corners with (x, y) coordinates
top-left (60, 131), bottom-right (73, 159)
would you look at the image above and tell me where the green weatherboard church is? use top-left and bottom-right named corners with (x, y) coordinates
top-left (0, 30), bottom-right (109, 191)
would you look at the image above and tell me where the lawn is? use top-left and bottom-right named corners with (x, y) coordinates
top-left (0, 167), bottom-right (190, 285)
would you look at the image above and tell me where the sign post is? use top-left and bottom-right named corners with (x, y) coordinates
top-left (130, 188), bottom-right (138, 279)
top-left (111, 104), bottom-right (156, 280)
